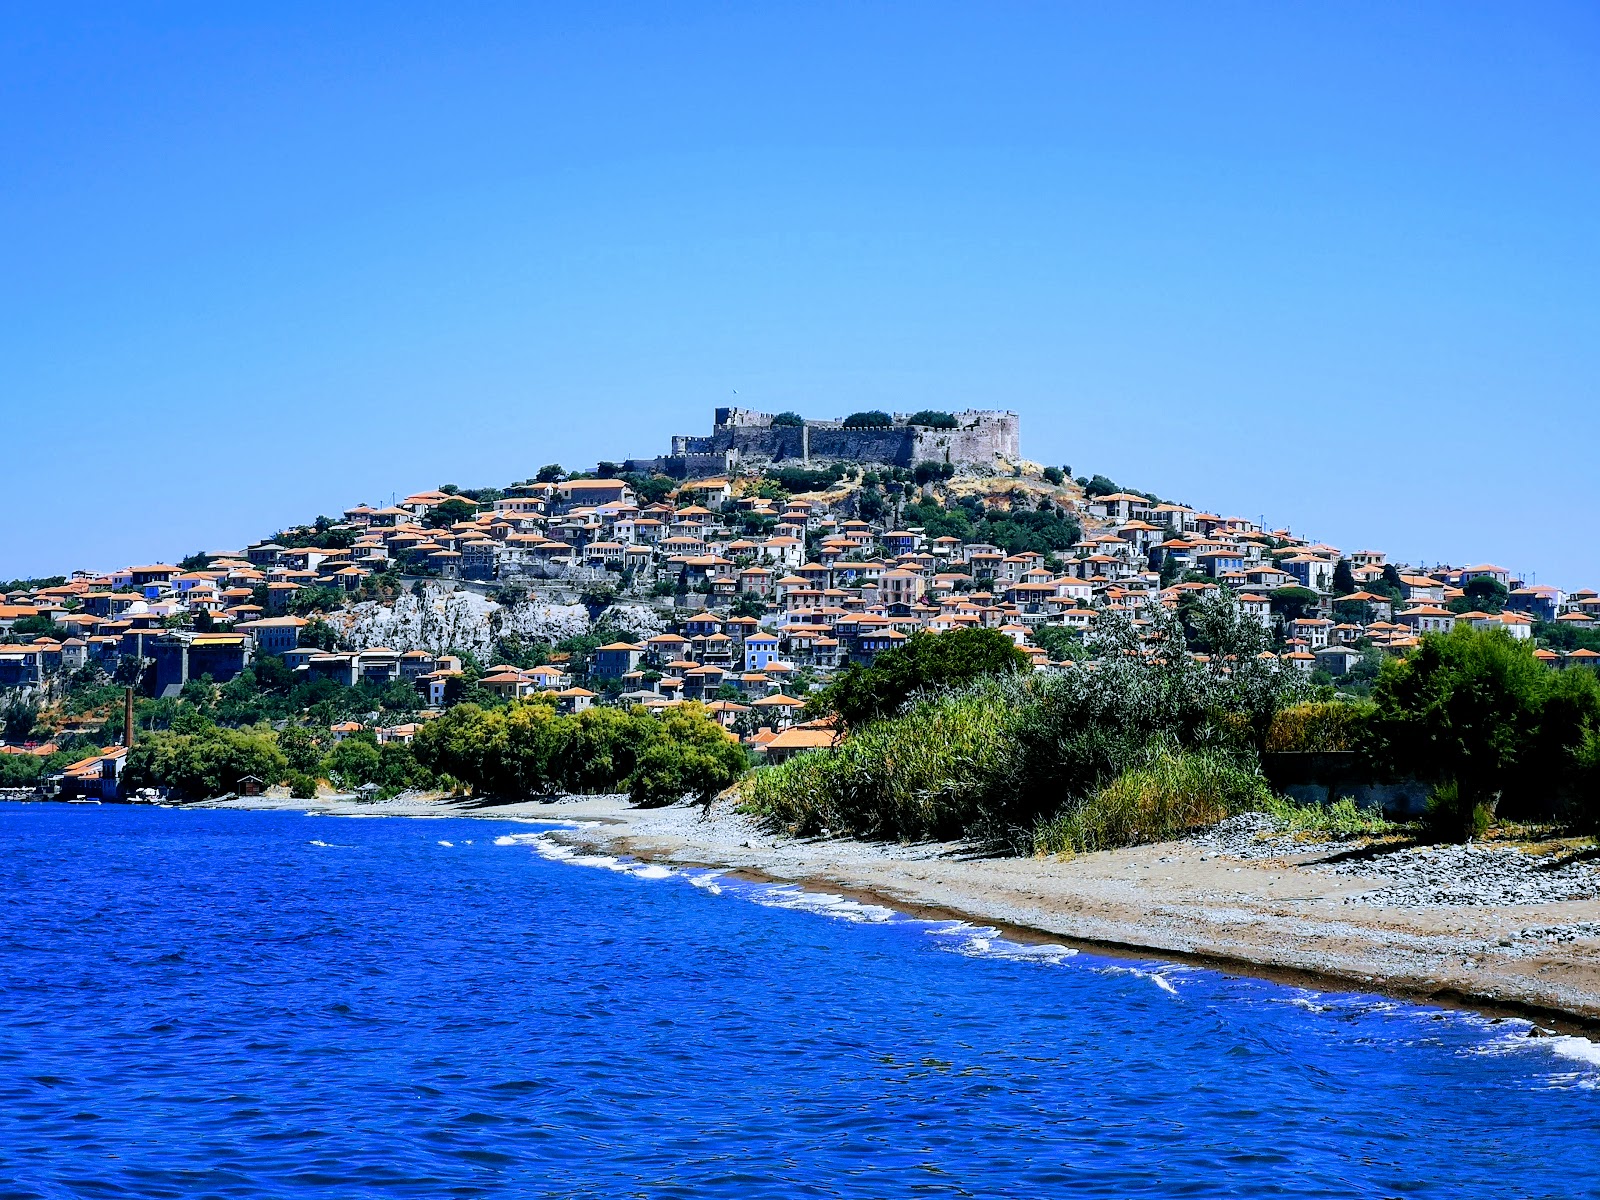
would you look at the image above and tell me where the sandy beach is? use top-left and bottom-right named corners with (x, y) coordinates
top-left (198, 791), bottom-right (1600, 1030)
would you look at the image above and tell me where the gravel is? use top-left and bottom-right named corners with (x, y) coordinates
top-left (1328, 843), bottom-right (1600, 908)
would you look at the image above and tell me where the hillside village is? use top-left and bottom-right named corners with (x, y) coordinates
top-left (3, 406), bottom-right (1598, 799)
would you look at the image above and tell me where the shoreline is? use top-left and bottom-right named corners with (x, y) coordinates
top-left (170, 792), bottom-right (1600, 1034)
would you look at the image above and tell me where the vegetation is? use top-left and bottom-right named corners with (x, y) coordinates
top-left (1033, 746), bottom-right (1272, 855)
top-left (411, 698), bottom-right (745, 804)
top-left (905, 410), bottom-right (958, 429)
top-left (903, 499), bottom-right (1081, 556)
top-left (1364, 626), bottom-right (1600, 837)
top-left (750, 597), bottom-right (1310, 849)
top-left (811, 627), bottom-right (1030, 727)
top-left (764, 464), bottom-right (848, 494)
top-left (769, 411), bottom-right (804, 427)
top-left (841, 410), bottom-right (893, 429)
top-left (1265, 701), bottom-right (1370, 753)
top-left (1042, 466), bottom-right (1065, 486)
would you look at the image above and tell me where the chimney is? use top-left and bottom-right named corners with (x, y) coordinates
top-left (123, 687), bottom-right (135, 750)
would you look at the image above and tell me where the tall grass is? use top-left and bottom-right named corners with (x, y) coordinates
top-left (1032, 746), bottom-right (1272, 855)
top-left (743, 684), bottom-right (1019, 841)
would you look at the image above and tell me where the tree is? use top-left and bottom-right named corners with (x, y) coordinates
top-left (1365, 627), bottom-right (1553, 838)
top-left (842, 410), bottom-right (893, 429)
top-left (815, 628), bottom-right (1031, 728)
top-left (905, 410), bottom-right (958, 429)
top-left (1269, 586), bottom-right (1321, 623)
top-left (770, 411), bottom-right (804, 427)
top-left (1451, 576), bottom-right (1509, 614)
top-left (1083, 474), bottom-right (1120, 498)
top-left (324, 732), bottom-right (382, 789)
top-left (424, 497), bottom-right (478, 528)
top-left (1042, 466), bottom-right (1064, 486)
top-left (1378, 564), bottom-right (1406, 601)
top-left (278, 725), bottom-right (323, 775)
top-left (123, 723), bottom-right (288, 800)
top-left (536, 464), bottom-right (565, 483)
top-left (1029, 625), bottom-right (1080, 662)
top-left (1332, 557), bottom-right (1356, 596)
top-left (912, 460), bottom-right (956, 485)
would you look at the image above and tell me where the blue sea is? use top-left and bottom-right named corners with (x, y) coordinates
top-left (1, 806), bottom-right (1597, 1199)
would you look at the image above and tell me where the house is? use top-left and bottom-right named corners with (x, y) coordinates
top-left (1313, 644), bottom-right (1364, 676)
top-left (591, 642), bottom-right (645, 679)
top-left (237, 615), bottom-right (309, 656)
top-left (151, 633), bottom-right (251, 696)
top-left (552, 687), bottom-right (597, 713)
top-left (763, 723), bottom-right (841, 763)
top-left (743, 633), bottom-right (783, 672)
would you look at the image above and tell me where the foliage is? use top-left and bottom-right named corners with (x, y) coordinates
top-left (749, 596), bottom-right (1310, 847)
top-left (912, 461), bottom-right (956, 485)
top-left (1535, 619), bottom-right (1600, 654)
top-left (123, 723), bottom-right (287, 800)
top-left (905, 410), bottom-right (958, 429)
top-left (745, 685), bottom-right (1017, 841)
top-left (1259, 793), bottom-right (1397, 836)
top-left (1028, 624), bottom-right (1081, 662)
top-left (287, 771), bottom-right (318, 799)
top-left (1082, 474), bottom-right (1120, 498)
top-left (764, 465), bottom-right (847, 494)
top-left (298, 616), bottom-right (343, 651)
top-left (627, 706), bottom-right (749, 807)
top-left (841, 410), bottom-right (893, 428)
top-left (1332, 557), bottom-right (1356, 596)
top-left (621, 473), bottom-right (677, 504)
top-left (1265, 701), bottom-right (1372, 753)
top-left (0, 576), bottom-right (66, 593)
top-left (904, 499), bottom-right (1080, 556)
top-left (814, 628), bottom-right (1030, 727)
top-left (1042, 466), bottom-right (1065, 486)
top-left (536, 464), bottom-right (565, 482)
top-left (769, 411), bottom-right (804, 427)
top-left (277, 725), bottom-right (323, 775)
top-left (1363, 627), bottom-right (1599, 837)
top-left (411, 698), bottom-right (743, 803)
top-left (0, 750), bottom-right (75, 789)
top-left (1448, 576), bottom-right (1509, 614)
top-left (286, 587), bottom-right (348, 617)
top-left (491, 633), bottom-right (552, 669)
top-left (423, 497), bottom-right (480, 528)
top-left (1269, 586), bottom-right (1321, 622)
top-left (9, 614), bottom-right (62, 640)
top-left (1032, 746), bottom-right (1272, 855)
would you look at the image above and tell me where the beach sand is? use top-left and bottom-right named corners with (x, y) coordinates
top-left (199, 791), bottom-right (1600, 1029)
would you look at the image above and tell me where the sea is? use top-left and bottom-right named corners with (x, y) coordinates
top-left (1, 804), bottom-right (1597, 1199)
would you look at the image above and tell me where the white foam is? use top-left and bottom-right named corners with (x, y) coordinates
top-left (1100, 965), bottom-right (1182, 996)
top-left (631, 863), bottom-right (674, 880)
top-left (1548, 1035), bottom-right (1600, 1069)
top-left (437, 840), bottom-right (454, 847)
top-left (749, 886), bottom-right (897, 923)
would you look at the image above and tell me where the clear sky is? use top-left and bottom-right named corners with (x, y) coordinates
top-left (3, 3), bottom-right (1596, 586)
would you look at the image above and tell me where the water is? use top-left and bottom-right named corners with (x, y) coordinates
top-left (1, 806), bottom-right (1596, 1199)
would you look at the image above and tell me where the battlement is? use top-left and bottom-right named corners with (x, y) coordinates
top-left (643, 408), bottom-right (1020, 476)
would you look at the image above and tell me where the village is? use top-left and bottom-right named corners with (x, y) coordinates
top-left (3, 407), bottom-right (1598, 800)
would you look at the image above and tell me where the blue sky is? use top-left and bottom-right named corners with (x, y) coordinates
top-left (3, 3), bottom-right (1596, 585)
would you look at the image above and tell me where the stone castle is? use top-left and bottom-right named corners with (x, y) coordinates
top-left (627, 408), bottom-right (1021, 478)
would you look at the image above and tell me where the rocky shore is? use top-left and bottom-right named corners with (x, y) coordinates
top-left (199, 790), bottom-right (1600, 1030)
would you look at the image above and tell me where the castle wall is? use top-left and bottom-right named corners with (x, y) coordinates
top-left (657, 408), bottom-right (1021, 475)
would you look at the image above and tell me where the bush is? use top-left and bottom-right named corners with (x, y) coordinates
top-left (746, 685), bottom-right (1019, 841)
top-left (770, 411), bottom-right (804, 427)
top-left (1042, 466), bottom-right (1064, 485)
top-left (123, 724), bottom-right (288, 801)
top-left (813, 628), bottom-right (1030, 728)
top-left (287, 771), bottom-right (318, 799)
top-left (841, 410), bottom-right (893, 429)
top-left (1033, 746), bottom-right (1272, 855)
top-left (411, 698), bottom-right (743, 803)
top-left (1265, 701), bottom-right (1371, 753)
top-left (905, 410), bottom-right (958, 429)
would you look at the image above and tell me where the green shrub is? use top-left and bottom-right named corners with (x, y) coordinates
top-left (1032, 746), bottom-right (1272, 855)
top-left (1265, 700), bottom-right (1371, 753)
top-left (841, 410), bottom-right (893, 429)
top-left (1260, 794), bottom-right (1395, 836)
top-left (287, 771), bottom-right (318, 799)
